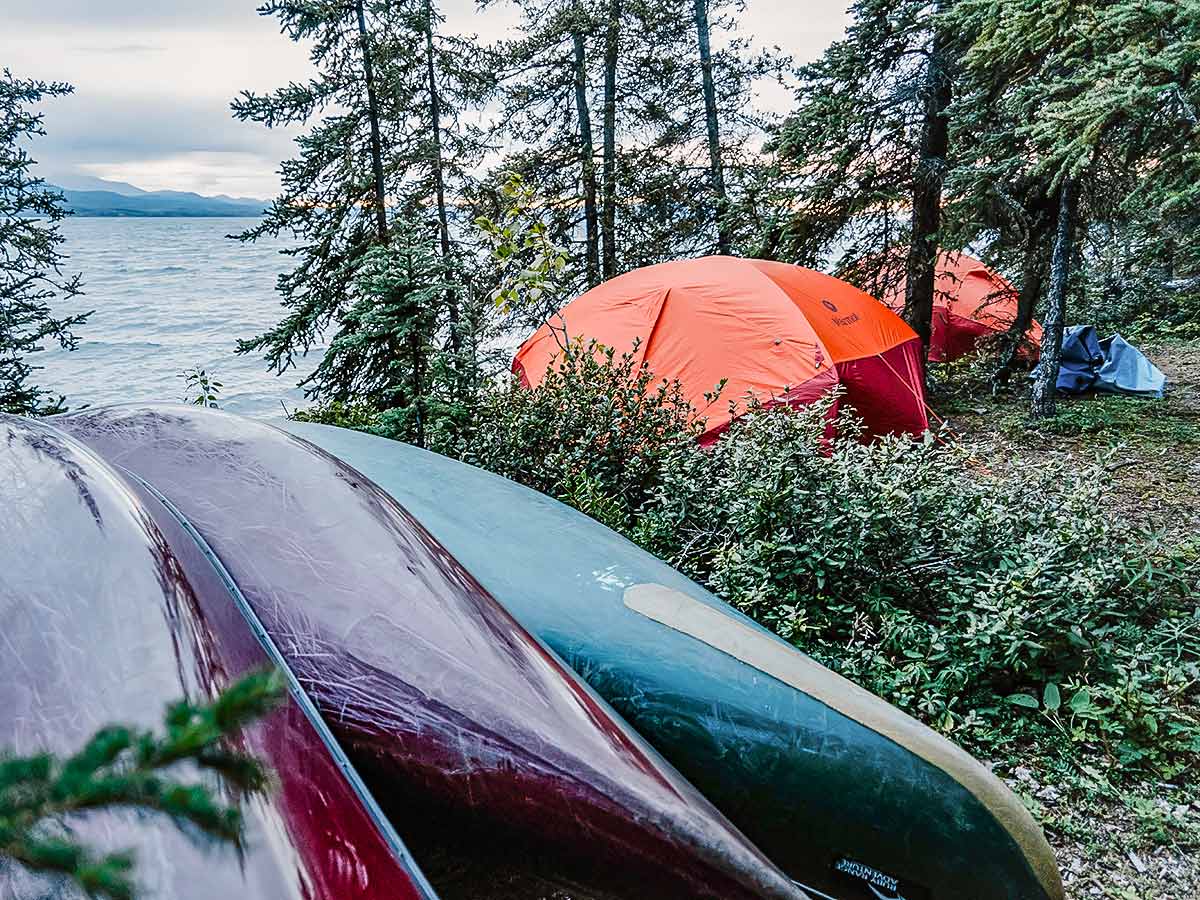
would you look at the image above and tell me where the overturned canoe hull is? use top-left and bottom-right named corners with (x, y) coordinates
top-left (57, 405), bottom-right (808, 900)
top-left (282, 421), bottom-right (1065, 900)
top-left (0, 415), bottom-right (434, 900)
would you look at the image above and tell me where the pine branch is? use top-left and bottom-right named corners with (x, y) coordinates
top-left (0, 668), bottom-right (285, 899)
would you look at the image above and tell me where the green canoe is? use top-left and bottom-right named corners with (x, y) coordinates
top-left (281, 421), bottom-right (1063, 900)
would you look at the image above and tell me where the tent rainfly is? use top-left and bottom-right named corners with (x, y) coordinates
top-left (881, 252), bottom-right (1043, 363)
top-left (514, 256), bottom-right (929, 441)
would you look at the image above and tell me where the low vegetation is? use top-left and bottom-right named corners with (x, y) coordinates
top-left (299, 347), bottom-right (1200, 784)
top-left (295, 341), bottom-right (1200, 895)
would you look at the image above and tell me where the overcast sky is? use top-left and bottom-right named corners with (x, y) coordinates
top-left (0, 1), bottom-right (850, 198)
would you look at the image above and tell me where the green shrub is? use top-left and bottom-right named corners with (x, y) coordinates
top-left (307, 346), bottom-right (1200, 781)
top-left (631, 401), bottom-right (1199, 777)
top-left (452, 340), bottom-right (704, 532)
top-left (291, 399), bottom-right (383, 432)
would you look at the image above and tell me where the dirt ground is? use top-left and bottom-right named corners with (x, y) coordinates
top-left (948, 342), bottom-right (1200, 900)
top-left (946, 341), bottom-right (1200, 539)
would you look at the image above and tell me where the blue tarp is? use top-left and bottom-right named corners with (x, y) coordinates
top-left (1096, 334), bottom-right (1166, 397)
top-left (1053, 325), bottom-right (1166, 398)
top-left (1057, 325), bottom-right (1104, 393)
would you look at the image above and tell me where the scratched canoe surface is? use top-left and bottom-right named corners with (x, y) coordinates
top-left (56, 404), bottom-right (808, 900)
top-left (282, 420), bottom-right (1066, 900)
top-left (0, 415), bottom-right (433, 900)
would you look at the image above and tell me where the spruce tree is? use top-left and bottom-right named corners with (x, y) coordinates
top-left (941, 62), bottom-right (1059, 385)
top-left (234, 0), bottom-right (492, 442)
top-left (572, 22), bottom-right (602, 287)
top-left (771, 0), bottom-right (963, 353)
top-left (487, 0), bottom-right (786, 298)
top-left (312, 223), bottom-right (450, 447)
top-left (903, 0), bottom-right (952, 354)
top-left (0, 70), bottom-right (87, 415)
top-left (692, 0), bottom-right (730, 255)
top-left (952, 0), bottom-right (1200, 415)
top-left (622, 0), bottom-right (788, 264)
top-left (600, 0), bottom-right (620, 279)
top-left (481, 0), bottom-right (603, 294)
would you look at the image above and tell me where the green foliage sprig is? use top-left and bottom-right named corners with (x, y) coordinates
top-left (180, 367), bottom-right (223, 408)
top-left (0, 669), bottom-right (285, 900)
top-left (475, 172), bottom-right (569, 319)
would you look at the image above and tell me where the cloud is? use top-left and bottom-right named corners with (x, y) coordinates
top-left (3, 1), bottom-right (272, 29)
top-left (38, 91), bottom-right (293, 157)
top-left (71, 44), bottom-right (167, 54)
top-left (84, 151), bottom-right (284, 198)
top-left (26, 88), bottom-right (299, 198)
top-left (1, 7), bottom-right (311, 196)
top-left (2, 0), bottom-right (849, 196)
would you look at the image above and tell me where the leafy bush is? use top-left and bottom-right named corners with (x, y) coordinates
top-left (630, 401), bottom-right (1199, 777)
top-left (290, 399), bottom-right (383, 432)
top-left (451, 340), bottom-right (704, 532)
top-left (1068, 211), bottom-right (1200, 343)
top-left (453, 351), bottom-right (1198, 778)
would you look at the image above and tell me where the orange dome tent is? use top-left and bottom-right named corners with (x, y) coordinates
top-left (514, 256), bottom-right (929, 442)
top-left (881, 252), bottom-right (1043, 363)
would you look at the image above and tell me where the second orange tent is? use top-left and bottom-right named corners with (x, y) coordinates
top-left (514, 256), bottom-right (929, 441)
top-left (880, 252), bottom-right (1043, 363)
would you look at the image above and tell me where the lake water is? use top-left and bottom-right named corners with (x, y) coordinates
top-left (37, 217), bottom-right (321, 417)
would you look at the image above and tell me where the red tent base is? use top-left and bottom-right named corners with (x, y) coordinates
top-left (834, 338), bottom-right (928, 437)
top-left (697, 338), bottom-right (928, 446)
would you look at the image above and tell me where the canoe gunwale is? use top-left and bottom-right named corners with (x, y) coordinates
top-left (624, 582), bottom-right (1063, 900)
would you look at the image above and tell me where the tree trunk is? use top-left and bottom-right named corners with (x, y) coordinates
top-left (692, 0), bottom-right (730, 255)
top-left (422, 0), bottom-right (457, 446)
top-left (424, 0), bottom-right (453, 288)
top-left (359, 0), bottom-right (424, 446)
top-left (572, 31), bottom-right (601, 288)
top-left (355, 0), bottom-right (388, 246)
top-left (1030, 179), bottom-right (1079, 419)
top-left (994, 215), bottom-right (1050, 385)
top-left (756, 222), bottom-right (783, 261)
top-left (902, 22), bottom-right (952, 357)
top-left (600, 0), bottom-right (620, 280)
top-left (1165, 274), bottom-right (1200, 293)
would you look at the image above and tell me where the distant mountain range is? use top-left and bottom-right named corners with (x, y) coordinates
top-left (48, 175), bottom-right (267, 217)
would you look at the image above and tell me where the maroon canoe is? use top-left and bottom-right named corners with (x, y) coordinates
top-left (56, 405), bottom-right (806, 900)
top-left (0, 415), bottom-right (434, 900)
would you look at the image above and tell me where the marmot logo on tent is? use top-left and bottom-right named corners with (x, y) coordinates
top-left (822, 297), bottom-right (859, 326)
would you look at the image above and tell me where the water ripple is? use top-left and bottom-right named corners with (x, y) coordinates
top-left (38, 217), bottom-right (320, 417)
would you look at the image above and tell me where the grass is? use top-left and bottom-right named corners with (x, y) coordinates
top-left (1021, 395), bottom-right (1200, 444)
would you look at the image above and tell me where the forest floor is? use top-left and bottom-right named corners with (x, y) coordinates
top-left (944, 340), bottom-right (1200, 900)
